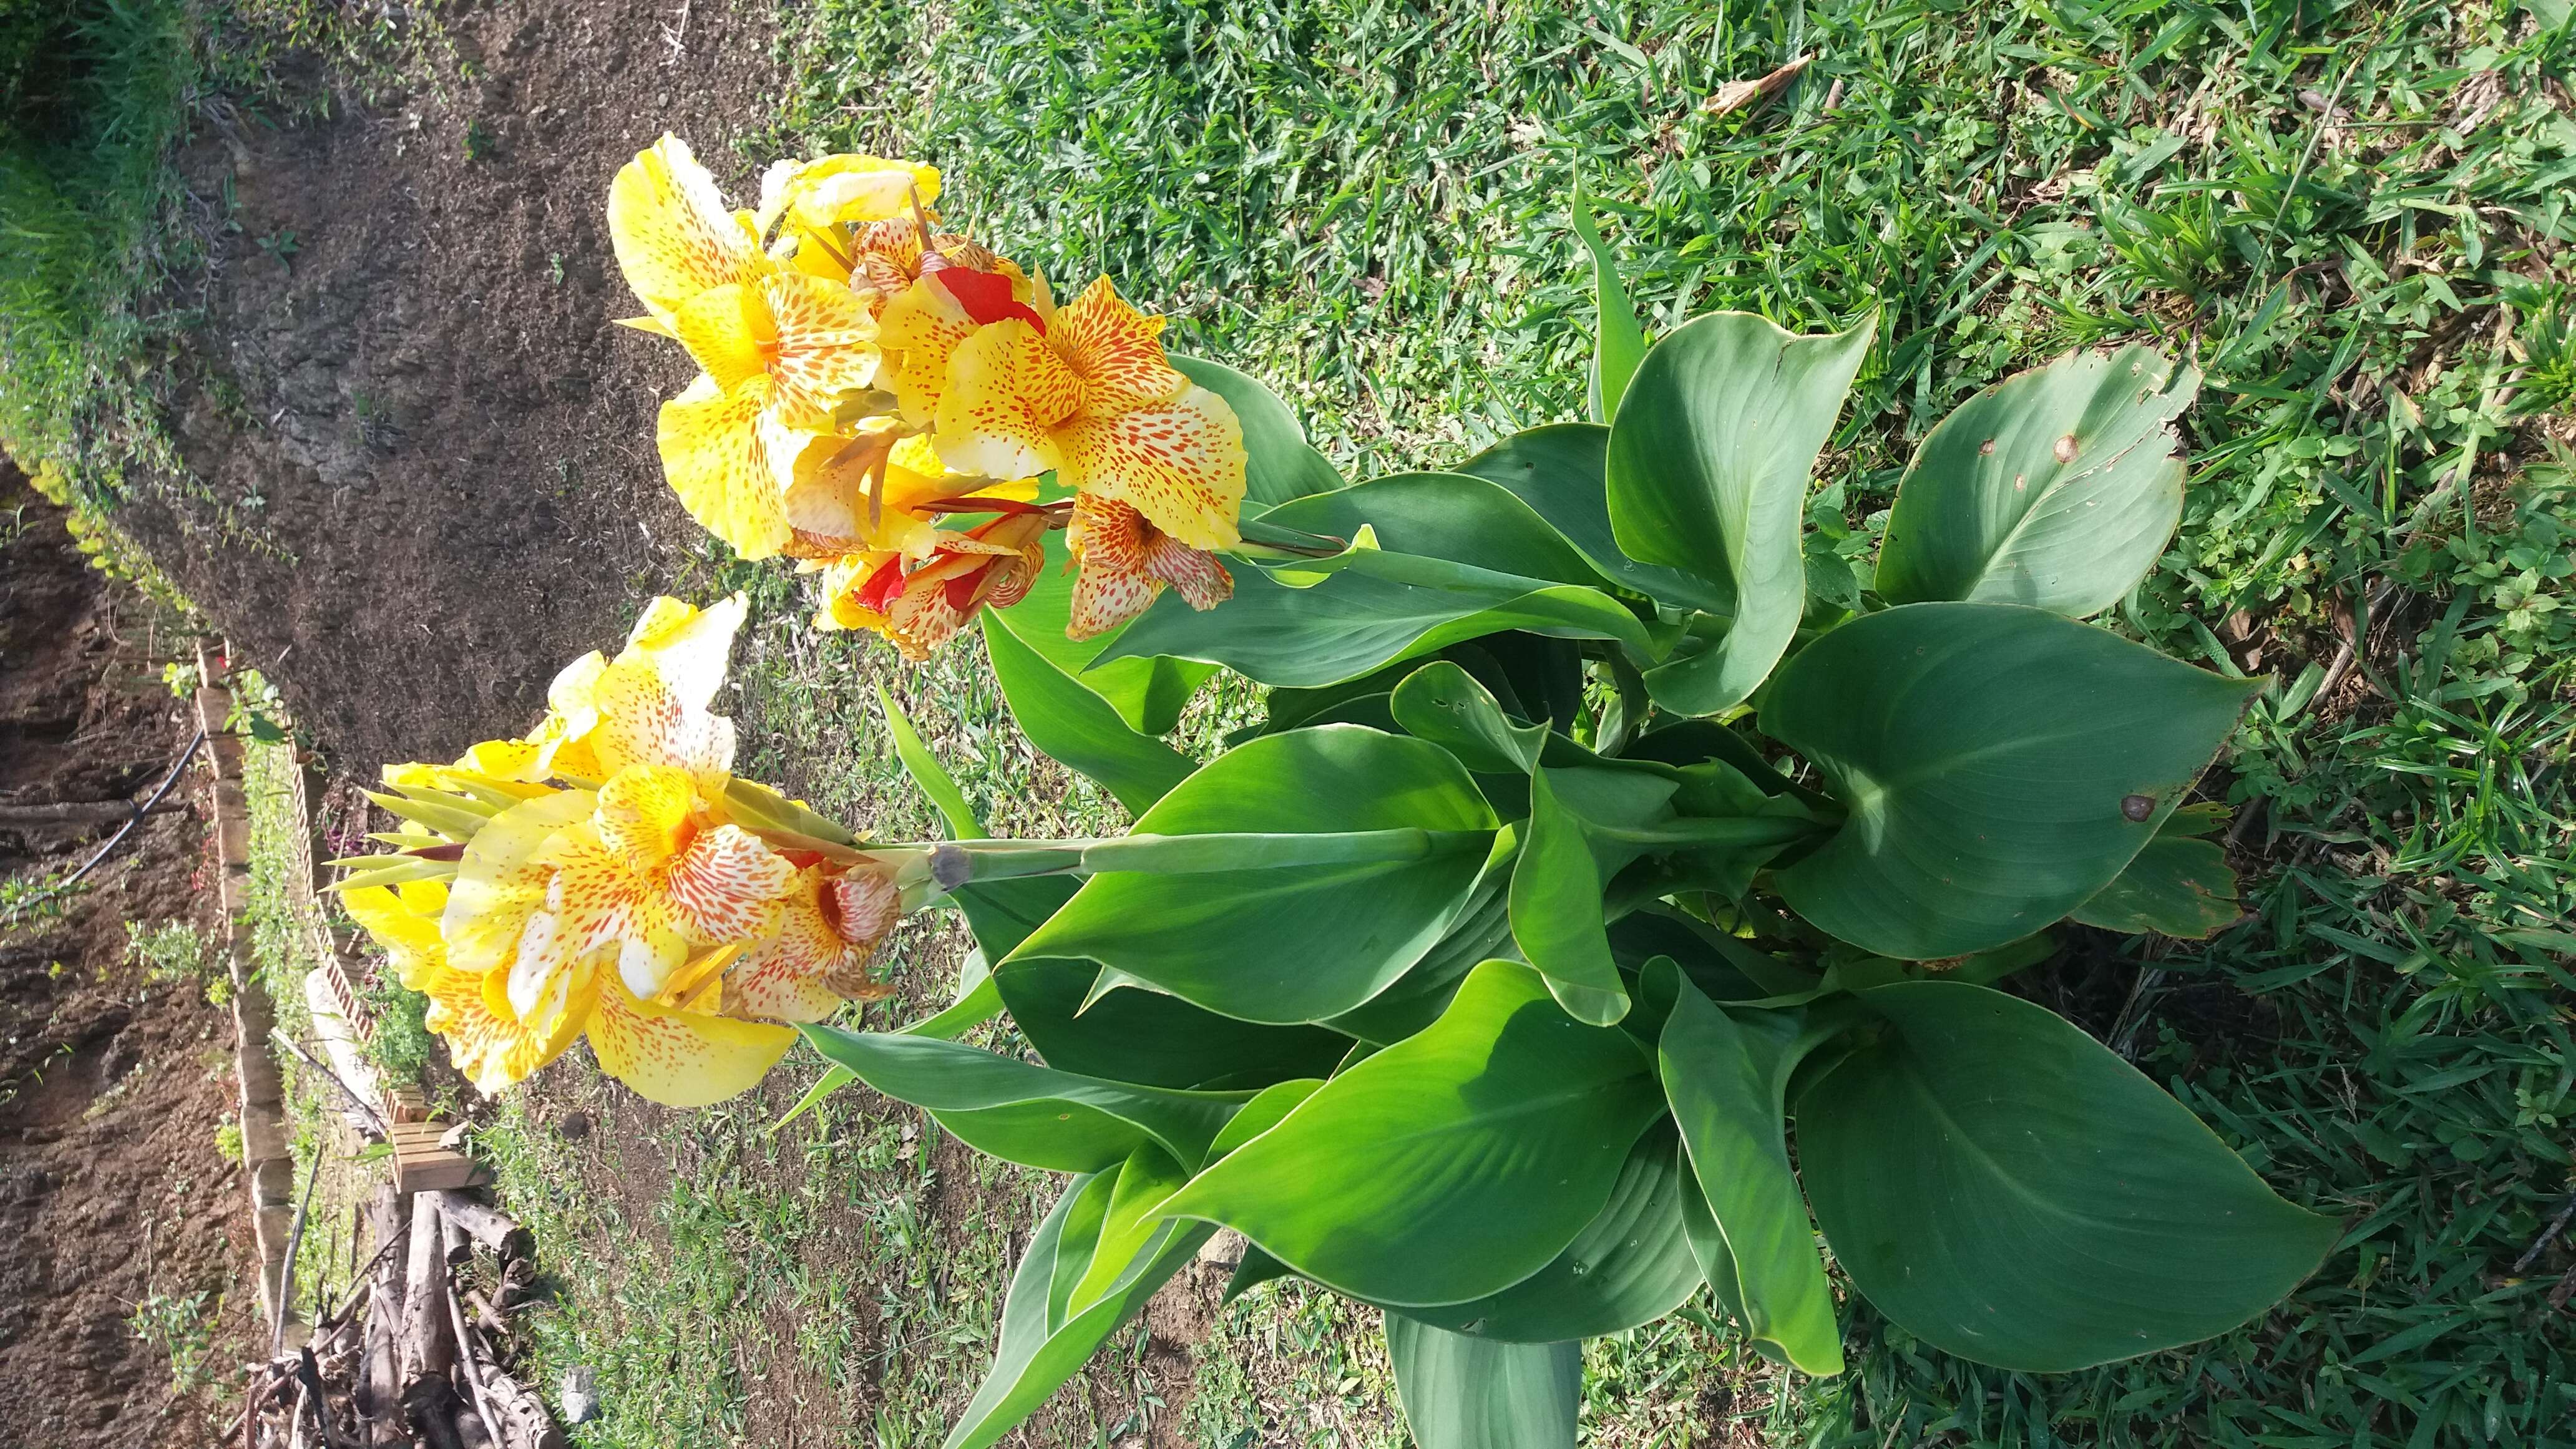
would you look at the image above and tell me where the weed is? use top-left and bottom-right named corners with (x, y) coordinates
top-left (213, 1116), bottom-right (242, 1164)
top-left (126, 1287), bottom-right (221, 1396)
top-left (126, 917), bottom-right (207, 984)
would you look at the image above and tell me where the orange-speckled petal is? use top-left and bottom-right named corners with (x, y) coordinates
top-left (876, 278), bottom-right (977, 426)
top-left (1055, 384), bottom-right (1246, 551)
top-left (593, 764), bottom-right (700, 871)
top-left (423, 959), bottom-right (591, 1096)
top-left (1065, 494), bottom-right (1164, 640)
top-left (764, 272), bottom-right (880, 416)
top-left (666, 822), bottom-right (796, 944)
top-left (723, 871), bottom-right (854, 1023)
top-left (670, 283), bottom-right (773, 392)
top-left (618, 593), bottom-right (746, 715)
top-left (1052, 276), bottom-right (1187, 414)
top-left (1144, 528), bottom-right (1233, 612)
top-left (587, 972), bottom-right (796, 1107)
top-left (444, 790), bottom-right (596, 977)
top-left (588, 652), bottom-right (737, 781)
top-left (608, 135), bottom-right (764, 326)
top-left (934, 320), bottom-right (1081, 480)
top-left (657, 373), bottom-right (798, 560)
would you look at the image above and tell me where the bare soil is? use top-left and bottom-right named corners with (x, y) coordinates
top-left (118, 0), bottom-right (788, 778)
top-left (0, 464), bottom-right (260, 1447)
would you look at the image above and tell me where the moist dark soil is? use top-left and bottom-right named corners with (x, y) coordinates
top-left (116, 0), bottom-right (788, 779)
top-left (0, 464), bottom-right (260, 1447)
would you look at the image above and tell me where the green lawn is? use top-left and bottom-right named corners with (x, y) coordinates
top-left (750, 1), bottom-right (2575, 1442)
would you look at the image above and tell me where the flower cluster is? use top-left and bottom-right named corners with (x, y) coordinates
top-left (336, 596), bottom-right (908, 1106)
top-left (605, 136), bottom-right (1247, 656)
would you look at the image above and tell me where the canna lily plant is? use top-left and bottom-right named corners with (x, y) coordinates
top-left (364, 169), bottom-right (2349, 1446)
top-left (750, 197), bottom-right (2342, 1447)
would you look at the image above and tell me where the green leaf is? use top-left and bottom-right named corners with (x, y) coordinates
top-left (1605, 312), bottom-right (1875, 713)
top-left (1386, 1316), bottom-right (1579, 1449)
top-left (878, 685), bottom-right (985, 839)
top-left (985, 603), bottom-right (1197, 816)
top-left (1390, 661), bottom-right (1547, 774)
top-left (2070, 832), bottom-right (2243, 939)
top-left (942, 1170), bottom-right (1214, 1449)
top-left (1206, 1078), bottom-right (1325, 1158)
top-left (1103, 473), bottom-right (1651, 688)
top-left (799, 1024), bottom-right (1249, 1173)
top-left (1876, 345), bottom-right (2199, 618)
top-left (1510, 766), bottom-right (1676, 1025)
top-left (1573, 177), bottom-right (1648, 426)
top-left (990, 530), bottom-right (1219, 736)
top-left (1171, 354), bottom-right (1344, 510)
top-left (1156, 960), bottom-right (1664, 1306)
top-left (1760, 602), bottom-right (2255, 959)
top-left (1659, 983), bottom-right (1843, 1374)
top-left (1796, 980), bottom-right (2341, 1372)
top-left (997, 954), bottom-right (1352, 1090)
top-left (902, 969), bottom-right (1002, 1041)
top-left (1393, 1123), bottom-right (1699, 1342)
top-left (1010, 726), bottom-right (1498, 1024)
top-left (1461, 425), bottom-right (1718, 609)
top-left (1320, 867), bottom-right (1513, 1044)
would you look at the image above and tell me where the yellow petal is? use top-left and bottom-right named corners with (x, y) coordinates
top-left (656, 373), bottom-right (798, 560)
top-left (723, 872), bottom-right (852, 1023)
top-left (763, 272), bottom-right (881, 416)
top-left (608, 135), bottom-right (764, 327)
top-left (593, 764), bottom-right (700, 870)
top-left (587, 972), bottom-right (796, 1107)
top-left (1056, 384), bottom-right (1246, 551)
top-left (875, 278), bottom-right (978, 425)
top-left (422, 959), bottom-right (590, 1096)
top-left (618, 593), bottom-right (746, 714)
top-left (342, 884), bottom-right (447, 990)
top-left (671, 283), bottom-right (775, 392)
top-left (934, 320), bottom-right (1081, 480)
top-left (663, 823), bottom-right (796, 944)
top-left (588, 654), bottom-right (736, 781)
top-left (443, 790), bottom-right (596, 977)
top-left (1053, 276), bottom-right (1188, 414)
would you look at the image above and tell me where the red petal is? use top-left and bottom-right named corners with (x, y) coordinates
top-left (855, 557), bottom-right (907, 613)
top-left (926, 261), bottom-right (1046, 333)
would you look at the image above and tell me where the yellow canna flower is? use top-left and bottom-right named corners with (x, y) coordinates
top-left (874, 246), bottom-right (1051, 425)
top-left (1064, 492), bottom-right (1234, 639)
top-left (342, 592), bottom-right (912, 1108)
top-left (342, 879), bottom-right (789, 1105)
top-left (610, 137), bottom-right (886, 561)
top-left (931, 275), bottom-right (1246, 552)
top-left (815, 507), bottom-right (1052, 658)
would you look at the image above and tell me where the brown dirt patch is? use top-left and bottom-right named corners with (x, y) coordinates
top-left (0, 464), bottom-right (261, 1446)
top-left (118, 0), bottom-right (787, 778)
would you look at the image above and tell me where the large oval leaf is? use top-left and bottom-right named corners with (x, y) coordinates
top-left (799, 1023), bottom-right (1249, 1173)
top-left (1509, 765), bottom-right (1676, 1025)
top-left (989, 530), bottom-right (1218, 738)
top-left (1606, 312), bottom-right (1875, 713)
top-left (2069, 832), bottom-right (2243, 939)
top-left (1796, 980), bottom-right (2341, 1372)
top-left (985, 600), bottom-right (1196, 816)
top-left (1392, 1122), bottom-right (1699, 1342)
top-left (1461, 424), bottom-right (1717, 608)
top-left (1009, 726), bottom-right (1498, 1024)
top-left (1386, 1315), bottom-right (1579, 1449)
top-left (1659, 983), bottom-right (1842, 1374)
top-left (993, 952), bottom-right (1350, 1090)
top-left (1876, 346), bottom-right (2198, 618)
top-left (1158, 960), bottom-right (1664, 1306)
top-left (1101, 472), bottom-right (1649, 688)
top-left (1760, 602), bottom-right (2255, 959)
top-left (941, 1168), bottom-right (1214, 1449)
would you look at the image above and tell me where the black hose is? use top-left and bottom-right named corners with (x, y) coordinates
top-left (54, 724), bottom-right (207, 893)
